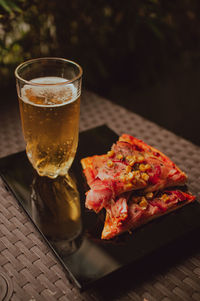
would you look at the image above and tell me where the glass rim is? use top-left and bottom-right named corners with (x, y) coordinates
top-left (15, 57), bottom-right (83, 86)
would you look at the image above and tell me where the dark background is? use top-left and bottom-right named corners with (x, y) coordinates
top-left (1, 0), bottom-right (200, 145)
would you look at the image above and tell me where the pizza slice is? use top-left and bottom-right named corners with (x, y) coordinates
top-left (101, 190), bottom-right (195, 239)
top-left (81, 134), bottom-right (187, 213)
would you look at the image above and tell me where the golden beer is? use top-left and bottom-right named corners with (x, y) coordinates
top-left (19, 76), bottom-right (80, 178)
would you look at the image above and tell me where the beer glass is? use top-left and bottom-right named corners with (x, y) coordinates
top-left (15, 58), bottom-right (82, 178)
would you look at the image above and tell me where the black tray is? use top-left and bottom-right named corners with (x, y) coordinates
top-left (0, 125), bottom-right (200, 290)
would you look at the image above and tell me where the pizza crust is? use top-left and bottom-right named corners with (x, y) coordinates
top-left (102, 196), bottom-right (195, 240)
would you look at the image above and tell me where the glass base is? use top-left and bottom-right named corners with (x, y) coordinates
top-left (27, 150), bottom-right (74, 179)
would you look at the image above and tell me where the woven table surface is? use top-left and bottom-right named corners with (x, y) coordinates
top-left (0, 90), bottom-right (200, 301)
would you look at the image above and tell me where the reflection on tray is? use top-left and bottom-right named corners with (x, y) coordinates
top-left (31, 173), bottom-right (83, 256)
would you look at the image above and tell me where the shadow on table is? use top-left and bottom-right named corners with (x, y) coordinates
top-left (88, 227), bottom-right (200, 300)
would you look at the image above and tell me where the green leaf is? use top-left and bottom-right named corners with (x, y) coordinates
top-left (148, 21), bottom-right (164, 41)
top-left (0, 0), bottom-right (22, 13)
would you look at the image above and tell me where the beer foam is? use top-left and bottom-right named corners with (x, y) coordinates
top-left (21, 77), bottom-right (78, 107)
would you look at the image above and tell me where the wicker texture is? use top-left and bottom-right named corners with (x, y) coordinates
top-left (0, 90), bottom-right (200, 300)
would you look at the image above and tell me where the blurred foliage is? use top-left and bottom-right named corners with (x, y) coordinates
top-left (0, 0), bottom-right (200, 93)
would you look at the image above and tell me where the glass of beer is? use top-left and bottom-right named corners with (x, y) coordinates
top-left (15, 58), bottom-right (82, 178)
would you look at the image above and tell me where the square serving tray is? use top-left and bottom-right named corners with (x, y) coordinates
top-left (0, 125), bottom-right (200, 290)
